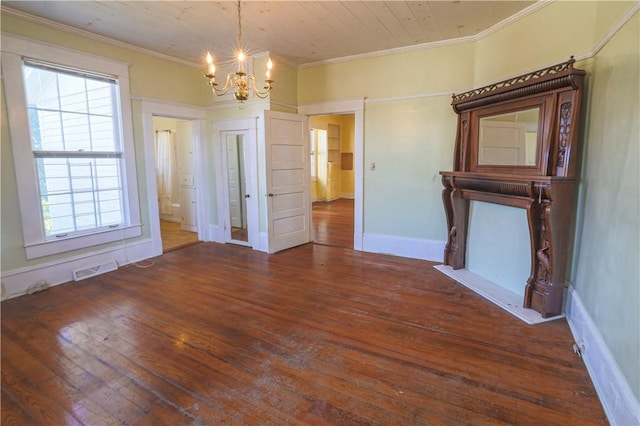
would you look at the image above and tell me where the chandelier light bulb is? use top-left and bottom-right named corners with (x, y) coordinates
top-left (206, 52), bottom-right (213, 64)
top-left (238, 50), bottom-right (245, 63)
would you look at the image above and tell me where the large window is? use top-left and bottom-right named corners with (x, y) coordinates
top-left (24, 61), bottom-right (125, 237)
top-left (2, 35), bottom-right (141, 259)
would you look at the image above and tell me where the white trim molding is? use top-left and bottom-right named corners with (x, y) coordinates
top-left (2, 33), bottom-right (142, 260)
top-left (362, 233), bottom-right (445, 263)
top-left (1, 238), bottom-right (155, 301)
top-left (140, 98), bottom-right (207, 256)
top-left (566, 286), bottom-right (640, 426)
top-left (298, 98), bottom-right (365, 251)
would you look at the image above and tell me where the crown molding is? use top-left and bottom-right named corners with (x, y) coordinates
top-left (298, 1), bottom-right (553, 69)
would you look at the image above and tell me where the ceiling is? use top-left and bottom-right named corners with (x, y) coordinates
top-left (2, 1), bottom-right (537, 67)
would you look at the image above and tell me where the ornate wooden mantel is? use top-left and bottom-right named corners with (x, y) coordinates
top-left (440, 58), bottom-right (585, 318)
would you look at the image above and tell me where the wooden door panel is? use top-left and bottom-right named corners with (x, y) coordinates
top-left (265, 111), bottom-right (310, 253)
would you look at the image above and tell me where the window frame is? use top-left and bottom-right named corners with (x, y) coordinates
top-left (2, 35), bottom-right (141, 259)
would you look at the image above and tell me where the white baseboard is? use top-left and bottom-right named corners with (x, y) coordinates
top-left (566, 286), bottom-right (640, 426)
top-left (257, 232), bottom-right (269, 253)
top-left (362, 233), bottom-right (445, 262)
top-left (208, 224), bottom-right (224, 243)
top-left (1, 238), bottom-right (156, 301)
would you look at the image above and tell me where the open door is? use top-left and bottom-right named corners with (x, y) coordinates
top-left (265, 111), bottom-right (310, 253)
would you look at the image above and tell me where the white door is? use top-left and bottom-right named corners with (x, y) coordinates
top-left (181, 187), bottom-right (197, 232)
top-left (479, 120), bottom-right (527, 165)
top-left (265, 111), bottom-right (310, 253)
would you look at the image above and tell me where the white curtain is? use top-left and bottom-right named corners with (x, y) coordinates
top-left (156, 130), bottom-right (175, 216)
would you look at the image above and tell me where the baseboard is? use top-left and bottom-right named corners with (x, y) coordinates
top-left (566, 286), bottom-right (640, 425)
top-left (340, 192), bottom-right (355, 199)
top-left (208, 224), bottom-right (224, 243)
top-left (1, 238), bottom-right (156, 301)
top-left (181, 224), bottom-right (197, 233)
top-left (362, 233), bottom-right (445, 262)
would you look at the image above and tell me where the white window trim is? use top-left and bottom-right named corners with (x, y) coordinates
top-left (2, 34), bottom-right (141, 259)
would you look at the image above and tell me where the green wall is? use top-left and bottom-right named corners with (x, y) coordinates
top-left (574, 11), bottom-right (639, 401)
top-left (296, 0), bottom-right (639, 403)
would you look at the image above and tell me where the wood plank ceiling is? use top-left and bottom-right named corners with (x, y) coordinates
top-left (2, 1), bottom-right (536, 67)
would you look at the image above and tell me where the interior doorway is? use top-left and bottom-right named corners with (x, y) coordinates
top-left (153, 116), bottom-right (200, 252)
top-left (309, 114), bottom-right (355, 249)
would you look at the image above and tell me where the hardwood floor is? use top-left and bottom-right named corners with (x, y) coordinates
top-left (160, 220), bottom-right (200, 253)
top-left (312, 198), bottom-right (354, 249)
top-left (1, 243), bottom-right (606, 425)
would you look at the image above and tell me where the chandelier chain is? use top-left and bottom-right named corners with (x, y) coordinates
top-left (237, 1), bottom-right (243, 52)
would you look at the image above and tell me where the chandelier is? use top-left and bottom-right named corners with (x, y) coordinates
top-left (204, 1), bottom-right (274, 103)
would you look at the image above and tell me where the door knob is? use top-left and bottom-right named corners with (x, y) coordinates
top-left (245, 194), bottom-right (251, 198)
top-left (268, 193), bottom-right (274, 197)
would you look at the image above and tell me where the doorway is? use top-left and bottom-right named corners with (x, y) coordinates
top-left (214, 119), bottom-right (259, 249)
top-left (153, 116), bottom-right (200, 252)
top-left (309, 114), bottom-right (355, 249)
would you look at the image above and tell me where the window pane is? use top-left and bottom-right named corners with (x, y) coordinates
top-left (76, 214), bottom-right (97, 231)
top-left (86, 79), bottom-right (113, 116)
top-left (62, 112), bottom-right (91, 151)
top-left (24, 66), bottom-right (59, 110)
top-left (38, 159), bottom-right (70, 195)
top-left (24, 63), bottom-right (120, 154)
top-left (90, 115), bottom-right (116, 151)
top-left (36, 156), bottom-right (124, 236)
top-left (58, 73), bottom-right (88, 114)
top-left (30, 110), bottom-right (63, 151)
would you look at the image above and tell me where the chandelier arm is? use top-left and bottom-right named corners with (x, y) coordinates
top-left (246, 74), bottom-right (272, 98)
top-left (210, 73), bottom-right (237, 96)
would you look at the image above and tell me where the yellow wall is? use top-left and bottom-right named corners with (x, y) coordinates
top-left (1, 14), bottom-right (207, 106)
top-left (309, 114), bottom-right (356, 199)
top-left (298, 42), bottom-right (475, 104)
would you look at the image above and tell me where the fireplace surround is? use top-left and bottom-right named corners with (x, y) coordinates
top-left (439, 58), bottom-right (586, 318)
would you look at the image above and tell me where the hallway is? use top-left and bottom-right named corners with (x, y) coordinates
top-left (160, 220), bottom-right (200, 252)
top-left (312, 198), bottom-right (354, 249)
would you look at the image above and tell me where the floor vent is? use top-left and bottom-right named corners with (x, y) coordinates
top-left (73, 260), bottom-right (118, 281)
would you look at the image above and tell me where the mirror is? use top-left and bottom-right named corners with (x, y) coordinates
top-left (478, 108), bottom-right (539, 166)
top-left (225, 134), bottom-right (248, 243)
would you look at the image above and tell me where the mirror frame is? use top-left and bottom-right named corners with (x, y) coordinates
top-left (468, 96), bottom-right (554, 176)
top-left (449, 57), bottom-right (586, 179)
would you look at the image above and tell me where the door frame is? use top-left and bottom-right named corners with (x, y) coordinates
top-left (298, 99), bottom-right (364, 250)
top-left (141, 100), bottom-right (206, 257)
top-left (213, 118), bottom-right (259, 248)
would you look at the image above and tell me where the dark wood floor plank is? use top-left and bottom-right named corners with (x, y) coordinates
top-left (313, 198), bottom-right (354, 248)
top-left (1, 361), bottom-right (84, 425)
top-left (1, 389), bottom-right (36, 426)
top-left (1, 239), bottom-right (606, 425)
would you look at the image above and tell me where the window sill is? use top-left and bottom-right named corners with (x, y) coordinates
top-left (25, 224), bottom-right (142, 260)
